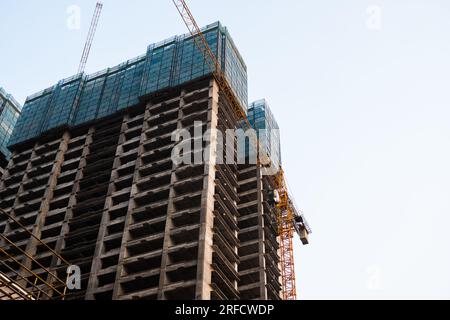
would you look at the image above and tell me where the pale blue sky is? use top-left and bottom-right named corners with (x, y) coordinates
top-left (1, 0), bottom-right (450, 299)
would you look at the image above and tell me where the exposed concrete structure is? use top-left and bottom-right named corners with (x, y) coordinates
top-left (0, 76), bottom-right (282, 300)
top-left (237, 164), bottom-right (281, 299)
top-left (0, 20), bottom-right (311, 300)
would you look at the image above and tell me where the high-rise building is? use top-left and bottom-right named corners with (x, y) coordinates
top-left (247, 99), bottom-right (282, 170)
top-left (0, 22), bottom-right (308, 300)
top-left (0, 88), bottom-right (21, 177)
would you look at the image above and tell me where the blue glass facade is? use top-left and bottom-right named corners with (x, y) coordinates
top-left (9, 22), bottom-right (248, 147)
top-left (247, 99), bottom-right (282, 169)
top-left (0, 88), bottom-right (21, 162)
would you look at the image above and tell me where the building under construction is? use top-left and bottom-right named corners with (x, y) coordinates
top-left (0, 88), bottom-right (21, 178)
top-left (0, 22), bottom-right (310, 300)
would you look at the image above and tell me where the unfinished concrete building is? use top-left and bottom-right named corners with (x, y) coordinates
top-left (0, 22), bottom-right (308, 300)
top-left (0, 88), bottom-right (21, 178)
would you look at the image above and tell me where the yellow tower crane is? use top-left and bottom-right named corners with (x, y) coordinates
top-left (171, 0), bottom-right (311, 300)
top-left (275, 169), bottom-right (310, 299)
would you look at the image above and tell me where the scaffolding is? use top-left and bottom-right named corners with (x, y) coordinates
top-left (0, 208), bottom-right (71, 300)
top-left (8, 22), bottom-right (248, 148)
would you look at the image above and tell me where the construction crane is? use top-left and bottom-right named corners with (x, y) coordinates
top-left (171, 0), bottom-right (311, 300)
top-left (275, 170), bottom-right (311, 300)
top-left (77, 2), bottom-right (103, 74)
top-left (171, 0), bottom-right (247, 123)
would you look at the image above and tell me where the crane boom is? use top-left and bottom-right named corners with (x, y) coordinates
top-left (77, 2), bottom-right (103, 74)
top-left (171, 0), bottom-right (309, 300)
top-left (172, 0), bottom-right (248, 124)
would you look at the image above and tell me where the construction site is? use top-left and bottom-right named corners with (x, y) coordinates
top-left (0, 1), bottom-right (311, 301)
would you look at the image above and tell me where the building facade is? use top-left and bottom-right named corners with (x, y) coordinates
top-left (0, 23), bottom-right (304, 300)
top-left (0, 88), bottom-right (21, 175)
top-left (247, 99), bottom-right (282, 170)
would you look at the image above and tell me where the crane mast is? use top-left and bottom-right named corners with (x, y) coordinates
top-left (276, 169), bottom-right (297, 300)
top-left (171, 0), bottom-right (309, 300)
top-left (77, 2), bottom-right (103, 74)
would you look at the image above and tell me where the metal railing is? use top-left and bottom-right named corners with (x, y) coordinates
top-left (0, 208), bottom-right (71, 300)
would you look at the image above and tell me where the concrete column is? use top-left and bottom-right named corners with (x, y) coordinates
top-left (87, 114), bottom-right (130, 299)
top-left (47, 129), bottom-right (95, 289)
top-left (256, 165), bottom-right (268, 300)
top-left (2, 143), bottom-right (39, 243)
top-left (157, 90), bottom-right (185, 300)
top-left (195, 79), bottom-right (220, 300)
top-left (19, 132), bottom-right (71, 291)
top-left (112, 108), bottom-right (152, 299)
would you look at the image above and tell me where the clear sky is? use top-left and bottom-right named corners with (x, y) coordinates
top-left (1, 0), bottom-right (450, 300)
